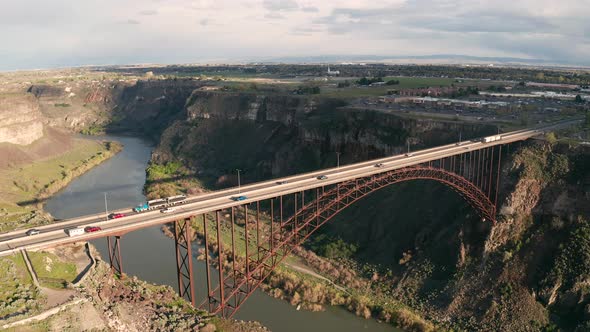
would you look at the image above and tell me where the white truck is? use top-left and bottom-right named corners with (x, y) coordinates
top-left (65, 227), bottom-right (85, 237)
top-left (482, 135), bottom-right (502, 143)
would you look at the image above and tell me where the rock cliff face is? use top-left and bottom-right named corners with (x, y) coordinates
top-left (155, 90), bottom-right (496, 185)
top-left (0, 79), bottom-right (204, 146)
top-left (108, 79), bottom-right (205, 138)
top-left (0, 94), bottom-right (44, 145)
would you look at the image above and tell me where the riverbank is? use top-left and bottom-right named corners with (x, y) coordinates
top-left (0, 135), bottom-right (121, 232)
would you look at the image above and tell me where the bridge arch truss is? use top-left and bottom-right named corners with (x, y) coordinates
top-left (191, 144), bottom-right (505, 317)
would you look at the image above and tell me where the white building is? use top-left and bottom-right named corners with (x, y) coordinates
top-left (327, 66), bottom-right (340, 75)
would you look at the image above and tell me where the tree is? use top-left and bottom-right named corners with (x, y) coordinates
top-left (337, 80), bottom-right (351, 88)
top-left (545, 132), bottom-right (558, 145)
top-left (357, 77), bottom-right (370, 86)
top-left (575, 95), bottom-right (584, 103)
top-left (356, 77), bottom-right (383, 86)
top-left (585, 111), bottom-right (590, 128)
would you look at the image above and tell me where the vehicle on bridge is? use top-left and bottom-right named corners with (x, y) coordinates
top-left (317, 175), bottom-right (328, 180)
top-left (160, 207), bottom-right (176, 213)
top-left (405, 153), bottom-right (414, 157)
top-left (375, 163), bottom-right (384, 167)
top-left (133, 195), bottom-right (187, 212)
top-left (276, 180), bottom-right (288, 185)
top-left (65, 227), bottom-right (84, 237)
top-left (109, 213), bottom-right (126, 219)
top-left (231, 195), bottom-right (248, 201)
top-left (84, 226), bottom-right (102, 233)
top-left (167, 195), bottom-right (187, 205)
top-left (25, 229), bottom-right (40, 236)
top-left (482, 135), bottom-right (502, 143)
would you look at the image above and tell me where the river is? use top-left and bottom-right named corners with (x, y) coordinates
top-left (45, 134), bottom-right (401, 332)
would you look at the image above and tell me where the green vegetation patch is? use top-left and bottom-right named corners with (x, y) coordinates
top-left (551, 217), bottom-right (590, 287)
top-left (511, 145), bottom-right (569, 183)
top-left (0, 201), bottom-right (34, 232)
top-left (145, 160), bottom-right (203, 199)
top-left (28, 251), bottom-right (77, 289)
top-left (79, 123), bottom-right (106, 135)
top-left (0, 254), bottom-right (39, 318)
top-left (306, 234), bottom-right (358, 260)
top-left (0, 139), bottom-right (120, 206)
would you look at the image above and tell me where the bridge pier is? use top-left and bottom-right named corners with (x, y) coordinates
top-left (174, 218), bottom-right (195, 306)
top-left (107, 235), bottom-right (124, 278)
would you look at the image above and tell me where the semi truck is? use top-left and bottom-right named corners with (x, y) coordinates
top-left (133, 195), bottom-right (187, 213)
top-left (482, 135), bottom-right (502, 143)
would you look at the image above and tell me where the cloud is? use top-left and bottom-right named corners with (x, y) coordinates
top-left (0, 0), bottom-right (589, 70)
top-left (139, 10), bottom-right (158, 16)
top-left (290, 26), bottom-right (321, 36)
top-left (301, 6), bottom-right (318, 13)
top-left (263, 0), bottom-right (298, 12)
top-left (264, 12), bottom-right (286, 19)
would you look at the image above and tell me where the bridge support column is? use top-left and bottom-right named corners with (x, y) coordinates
top-left (107, 235), bottom-right (123, 278)
top-left (174, 218), bottom-right (195, 307)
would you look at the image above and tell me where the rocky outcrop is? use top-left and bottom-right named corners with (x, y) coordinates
top-left (0, 94), bottom-right (44, 145)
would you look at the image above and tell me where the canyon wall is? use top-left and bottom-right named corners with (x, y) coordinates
top-left (154, 90), bottom-right (497, 185)
top-left (0, 94), bottom-right (44, 145)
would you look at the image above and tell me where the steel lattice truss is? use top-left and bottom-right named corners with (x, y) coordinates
top-left (174, 218), bottom-right (195, 306)
top-left (106, 235), bottom-right (124, 278)
top-left (203, 161), bottom-right (500, 317)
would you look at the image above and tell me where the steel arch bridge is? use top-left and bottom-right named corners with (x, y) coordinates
top-left (9, 121), bottom-right (583, 318)
top-left (165, 145), bottom-right (505, 317)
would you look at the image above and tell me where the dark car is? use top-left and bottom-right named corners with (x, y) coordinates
top-left (375, 163), bottom-right (384, 167)
top-left (276, 180), bottom-right (288, 185)
top-left (231, 195), bottom-right (248, 201)
top-left (317, 175), bottom-right (328, 180)
top-left (84, 226), bottom-right (102, 233)
top-left (109, 213), bottom-right (125, 219)
top-left (25, 229), bottom-right (40, 236)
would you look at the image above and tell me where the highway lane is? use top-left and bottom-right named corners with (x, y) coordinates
top-left (0, 119), bottom-right (581, 256)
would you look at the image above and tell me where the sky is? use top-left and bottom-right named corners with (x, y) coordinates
top-left (1, 0), bottom-right (590, 70)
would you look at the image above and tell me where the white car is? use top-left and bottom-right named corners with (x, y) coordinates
top-left (25, 229), bottom-right (40, 236)
top-left (160, 207), bottom-right (176, 213)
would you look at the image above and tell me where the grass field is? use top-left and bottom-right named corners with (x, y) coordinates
top-left (0, 138), bottom-right (120, 232)
top-left (0, 139), bottom-right (106, 203)
top-left (28, 251), bottom-right (78, 289)
top-left (0, 254), bottom-right (39, 318)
